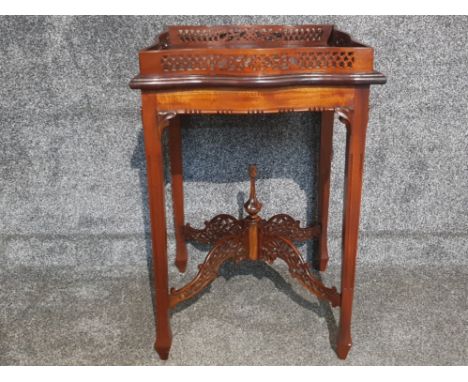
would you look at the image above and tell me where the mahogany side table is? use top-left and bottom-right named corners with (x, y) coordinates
top-left (130, 24), bottom-right (386, 360)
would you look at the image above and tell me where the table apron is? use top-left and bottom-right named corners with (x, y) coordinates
top-left (152, 86), bottom-right (359, 114)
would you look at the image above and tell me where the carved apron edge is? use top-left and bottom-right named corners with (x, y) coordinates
top-left (336, 107), bottom-right (353, 131)
top-left (158, 111), bottom-right (178, 129)
top-left (156, 107), bottom-right (353, 115)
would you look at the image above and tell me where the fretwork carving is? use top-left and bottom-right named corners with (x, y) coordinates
top-left (169, 235), bottom-right (248, 308)
top-left (261, 214), bottom-right (320, 242)
top-left (260, 234), bottom-right (340, 307)
top-left (172, 165), bottom-right (341, 309)
top-left (184, 214), bottom-right (246, 245)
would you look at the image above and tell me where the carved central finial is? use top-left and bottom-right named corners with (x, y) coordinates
top-left (244, 164), bottom-right (262, 218)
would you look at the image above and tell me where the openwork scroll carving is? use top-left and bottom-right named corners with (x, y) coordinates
top-left (170, 165), bottom-right (341, 310)
top-left (161, 51), bottom-right (355, 74)
top-left (184, 214), bottom-right (246, 245)
top-left (177, 26), bottom-right (326, 44)
top-left (260, 234), bottom-right (340, 307)
top-left (169, 235), bottom-right (248, 308)
top-left (261, 214), bottom-right (320, 243)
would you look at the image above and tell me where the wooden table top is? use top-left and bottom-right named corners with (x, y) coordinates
top-left (129, 24), bottom-right (386, 90)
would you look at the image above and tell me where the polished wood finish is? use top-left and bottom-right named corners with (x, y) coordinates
top-left (130, 24), bottom-right (385, 361)
top-left (166, 24), bottom-right (334, 48)
top-left (153, 87), bottom-right (354, 114)
top-left (336, 90), bottom-right (370, 359)
top-left (245, 165), bottom-right (262, 261)
top-left (316, 110), bottom-right (334, 271)
top-left (130, 25), bottom-right (385, 90)
top-left (141, 94), bottom-right (172, 360)
top-left (171, 165), bottom-right (340, 309)
top-left (168, 116), bottom-right (188, 272)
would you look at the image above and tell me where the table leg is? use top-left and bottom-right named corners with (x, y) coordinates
top-left (168, 116), bottom-right (188, 273)
top-left (141, 93), bottom-right (172, 360)
top-left (336, 89), bottom-right (369, 360)
top-left (316, 110), bottom-right (334, 271)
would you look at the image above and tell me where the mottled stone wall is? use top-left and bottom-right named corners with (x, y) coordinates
top-left (1, 15), bottom-right (466, 269)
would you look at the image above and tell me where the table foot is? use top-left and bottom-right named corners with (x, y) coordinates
top-left (155, 341), bottom-right (171, 360)
top-left (175, 252), bottom-right (188, 273)
top-left (336, 338), bottom-right (352, 360)
top-left (314, 248), bottom-right (329, 272)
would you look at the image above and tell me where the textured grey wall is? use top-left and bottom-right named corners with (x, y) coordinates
top-left (0, 16), bottom-right (467, 365)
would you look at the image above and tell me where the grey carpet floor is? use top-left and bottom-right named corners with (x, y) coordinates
top-left (1, 237), bottom-right (466, 365)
